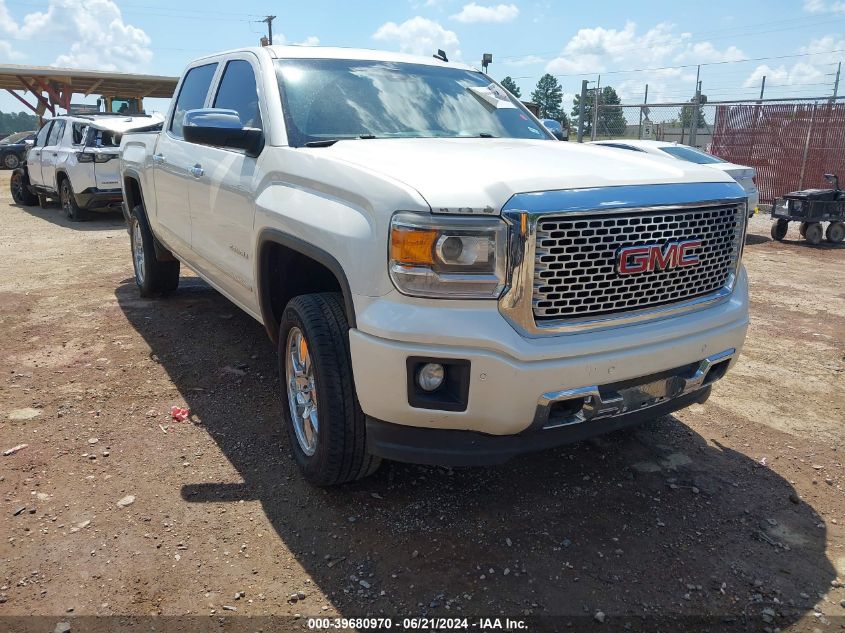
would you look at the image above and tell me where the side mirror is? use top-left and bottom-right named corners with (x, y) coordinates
top-left (824, 173), bottom-right (840, 191)
top-left (183, 108), bottom-right (263, 157)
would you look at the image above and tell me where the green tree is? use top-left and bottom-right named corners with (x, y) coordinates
top-left (571, 85), bottom-right (626, 138)
top-left (680, 101), bottom-right (706, 129)
top-left (499, 76), bottom-right (521, 99)
top-left (530, 73), bottom-right (563, 120)
top-left (597, 86), bottom-right (626, 136)
top-left (0, 111), bottom-right (39, 138)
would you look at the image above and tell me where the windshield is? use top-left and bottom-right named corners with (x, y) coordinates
top-left (659, 145), bottom-right (725, 164)
top-left (275, 59), bottom-right (553, 146)
top-left (1, 131), bottom-right (33, 144)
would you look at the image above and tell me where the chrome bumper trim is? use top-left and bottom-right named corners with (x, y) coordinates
top-left (532, 348), bottom-right (736, 430)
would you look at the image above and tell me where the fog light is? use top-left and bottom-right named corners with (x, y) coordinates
top-left (417, 363), bottom-right (445, 392)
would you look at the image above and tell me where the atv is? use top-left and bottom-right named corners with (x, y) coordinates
top-left (771, 174), bottom-right (845, 244)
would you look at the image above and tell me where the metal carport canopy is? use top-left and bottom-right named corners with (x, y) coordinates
top-left (0, 64), bottom-right (178, 116)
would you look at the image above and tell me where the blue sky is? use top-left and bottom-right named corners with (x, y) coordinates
top-left (1, 0), bottom-right (844, 116)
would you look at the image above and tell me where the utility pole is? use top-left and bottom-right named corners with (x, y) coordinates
top-left (577, 79), bottom-right (589, 143)
top-left (638, 83), bottom-right (648, 139)
top-left (689, 65), bottom-right (701, 148)
top-left (262, 15), bottom-right (276, 45)
top-left (833, 62), bottom-right (841, 102)
top-left (591, 74), bottom-right (601, 141)
top-left (759, 75), bottom-right (766, 100)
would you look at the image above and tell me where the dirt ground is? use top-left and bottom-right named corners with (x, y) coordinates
top-left (0, 171), bottom-right (843, 632)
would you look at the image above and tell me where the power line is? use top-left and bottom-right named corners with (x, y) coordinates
top-left (509, 48), bottom-right (845, 81)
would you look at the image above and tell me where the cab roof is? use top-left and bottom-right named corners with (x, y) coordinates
top-left (194, 45), bottom-right (477, 72)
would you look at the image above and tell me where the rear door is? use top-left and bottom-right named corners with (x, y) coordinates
top-left (27, 121), bottom-right (53, 187)
top-left (40, 119), bottom-right (67, 192)
top-left (187, 56), bottom-right (264, 307)
top-left (154, 62), bottom-right (218, 250)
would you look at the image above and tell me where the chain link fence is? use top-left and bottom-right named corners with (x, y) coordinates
top-left (588, 99), bottom-right (845, 203)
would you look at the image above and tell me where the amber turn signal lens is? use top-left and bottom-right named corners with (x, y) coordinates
top-left (390, 226), bottom-right (437, 265)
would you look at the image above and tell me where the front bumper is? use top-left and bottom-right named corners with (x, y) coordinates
top-left (349, 267), bottom-right (748, 439)
top-left (367, 385), bottom-right (712, 466)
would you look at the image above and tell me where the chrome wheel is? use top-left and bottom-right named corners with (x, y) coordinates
top-left (285, 326), bottom-right (319, 456)
top-left (4, 154), bottom-right (20, 169)
top-left (131, 217), bottom-right (146, 285)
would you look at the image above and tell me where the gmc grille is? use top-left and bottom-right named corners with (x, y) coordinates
top-left (533, 205), bottom-right (743, 320)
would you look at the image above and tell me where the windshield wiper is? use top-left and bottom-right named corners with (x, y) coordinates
top-left (304, 134), bottom-right (379, 148)
top-left (304, 139), bottom-right (339, 148)
top-left (478, 132), bottom-right (496, 138)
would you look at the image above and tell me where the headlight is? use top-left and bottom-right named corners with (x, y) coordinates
top-left (389, 211), bottom-right (508, 298)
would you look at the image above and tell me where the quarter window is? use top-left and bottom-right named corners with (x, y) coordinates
top-left (213, 59), bottom-right (263, 130)
top-left (72, 122), bottom-right (89, 145)
top-left (169, 63), bottom-right (218, 138)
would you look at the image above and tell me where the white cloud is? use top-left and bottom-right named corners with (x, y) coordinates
top-left (450, 3), bottom-right (519, 23)
top-left (502, 54), bottom-right (545, 67)
top-left (0, 39), bottom-right (24, 61)
top-left (372, 16), bottom-right (461, 58)
top-left (677, 42), bottom-right (745, 64)
top-left (294, 36), bottom-right (320, 46)
top-left (0, 0), bottom-right (152, 72)
top-left (545, 22), bottom-right (692, 75)
top-left (804, 0), bottom-right (845, 13)
top-left (742, 35), bottom-right (844, 88)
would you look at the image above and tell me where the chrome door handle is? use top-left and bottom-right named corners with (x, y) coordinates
top-left (190, 164), bottom-right (204, 178)
top-left (152, 153), bottom-right (166, 164)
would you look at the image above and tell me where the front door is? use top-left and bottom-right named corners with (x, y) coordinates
top-left (153, 62), bottom-right (217, 251)
top-left (40, 119), bottom-right (66, 192)
top-left (187, 58), bottom-right (263, 308)
top-left (27, 121), bottom-right (53, 187)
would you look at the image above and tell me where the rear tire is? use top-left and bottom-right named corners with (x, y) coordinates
top-left (10, 170), bottom-right (37, 205)
top-left (804, 222), bottom-right (823, 245)
top-left (129, 204), bottom-right (180, 297)
top-left (771, 219), bottom-right (788, 241)
top-left (60, 178), bottom-right (86, 222)
top-left (799, 222), bottom-right (809, 238)
top-left (278, 293), bottom-right (380, 486)
top-left (826, 221), bottom-right (845, 243)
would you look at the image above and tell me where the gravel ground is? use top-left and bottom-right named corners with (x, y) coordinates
top-left (0, 172), bottom-right (843, 632)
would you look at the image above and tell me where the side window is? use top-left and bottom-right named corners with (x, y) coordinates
top-left (213, 59), bottom-right (263, 130)
top-left (47, 120), bottom-right (66, 146)
top-left (72, 123), bottom-right (89, 145)
top-left (169, 63), bottom-right (218, 138)
top-left (35, 122), bottom-right (53, 147)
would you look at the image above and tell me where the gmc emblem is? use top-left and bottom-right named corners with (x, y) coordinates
top-left (616, 240), bottom-right (702, 275)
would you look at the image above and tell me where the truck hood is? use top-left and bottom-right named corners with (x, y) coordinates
top-left (316, 137), bottom-right (735, 213)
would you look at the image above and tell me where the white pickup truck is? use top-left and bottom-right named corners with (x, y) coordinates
top-left (120, 46), bottom-right (749, 485)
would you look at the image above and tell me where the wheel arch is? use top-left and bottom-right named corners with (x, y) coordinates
top-left (256, 229), bottom-right (357, 343)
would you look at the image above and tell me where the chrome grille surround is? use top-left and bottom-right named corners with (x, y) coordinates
top-left (498, 182), bottom-right (748, 337)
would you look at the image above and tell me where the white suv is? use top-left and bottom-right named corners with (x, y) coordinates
top-left (10, 113), bottom-right (162, 221)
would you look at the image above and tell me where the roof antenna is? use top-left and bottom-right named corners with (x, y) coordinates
top-left (433, 49), bottom-right (448, 62)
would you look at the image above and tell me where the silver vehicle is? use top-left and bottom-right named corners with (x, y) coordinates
top-left (10, 112), bottom-right (162, 221)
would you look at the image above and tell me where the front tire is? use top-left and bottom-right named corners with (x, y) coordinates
top-left (10, 170), bottom-right (37, 205)
top-left (4, 153), bottom-right (21, 170)
top-left (278, 293), bottom-right (380, 486)
top-left (771, 219), bottom-right (788, 241)
top-left (60, 178), bottom-right (86, 222)
top-left (129, 205), bottom-right (180, 297)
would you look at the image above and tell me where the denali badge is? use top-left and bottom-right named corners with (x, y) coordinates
top-left (616, 240), bottom-right (702, 275)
